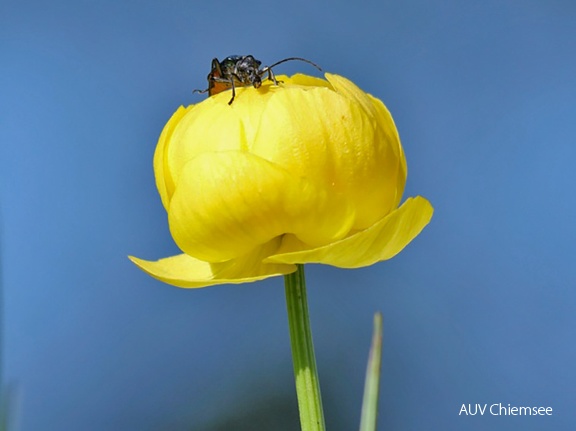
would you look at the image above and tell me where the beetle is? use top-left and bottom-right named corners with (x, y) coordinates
top-left (194, 55), bottom-right (322, 105)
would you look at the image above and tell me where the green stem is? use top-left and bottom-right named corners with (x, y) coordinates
top-left (284, 264), bottom-right (326, 431)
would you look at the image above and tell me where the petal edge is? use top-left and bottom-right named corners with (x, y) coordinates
top-left (129, 238), bottom-right (297, 288)
top-left (265, 196), bottom-right (433, 268)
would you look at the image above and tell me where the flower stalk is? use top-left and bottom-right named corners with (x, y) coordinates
top-left (284, 265), bottom-right (326, 431)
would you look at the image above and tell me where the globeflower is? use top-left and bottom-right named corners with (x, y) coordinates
top-left (129, 73), bottom-right (433, 288)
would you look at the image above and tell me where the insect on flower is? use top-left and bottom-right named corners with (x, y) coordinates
top-left (193, 55), bottom-right (322, 105)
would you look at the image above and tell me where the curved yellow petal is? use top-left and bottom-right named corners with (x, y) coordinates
top-left (168, 150), bottom-right (354, 262)
top-left (250, 78), bottom-right (403, 230)
top-left (367, 93), bottom-right (407, 209)
top-left (326, 73), bottom-right (380, 120)
top-left (277, 73), bottom-right (333, 89)
top-left (154, 105), bottom-right (193, 210)
top-left (129, 237), bottom-right (296, 288)
top-left (265, 196), bottom-right (433, 268)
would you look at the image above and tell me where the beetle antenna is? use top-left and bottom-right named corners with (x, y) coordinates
top-left (265, 57), bottom-right (322, 72)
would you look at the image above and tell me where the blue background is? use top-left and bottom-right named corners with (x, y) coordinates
top-left (1, 1), bottom-right (575, 430)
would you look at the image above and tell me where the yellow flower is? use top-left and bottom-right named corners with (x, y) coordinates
top-left (129, 73), bottom-right (433, 288)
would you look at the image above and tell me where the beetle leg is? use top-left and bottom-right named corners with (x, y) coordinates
top-left (228, 79), bottom-right (236, 105)
top-left (260, 67), bottom-right (284, 86)
top-left (260, 67), bottom-right (277, 85)
top-left (269, 68), bottom-right (279, 85)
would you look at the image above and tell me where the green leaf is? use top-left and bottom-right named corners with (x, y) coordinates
top-left (359, 312), bottom-right (383, 431)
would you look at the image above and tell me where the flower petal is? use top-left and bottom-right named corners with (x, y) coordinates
top-left (277, 73), bottom-right (333, 89)
top-left (168, 150), bottom-right (355, 262)
top-left (326, 73), bottom-right (380, 120)
top-left (129, 237), bottom-right (296, 288)
top-left (154, 105), bottom-right (193, 210)
top-left (250, 77), bottom-right (404, 230)
top-left (265, 196), bottom-right (433, 268)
